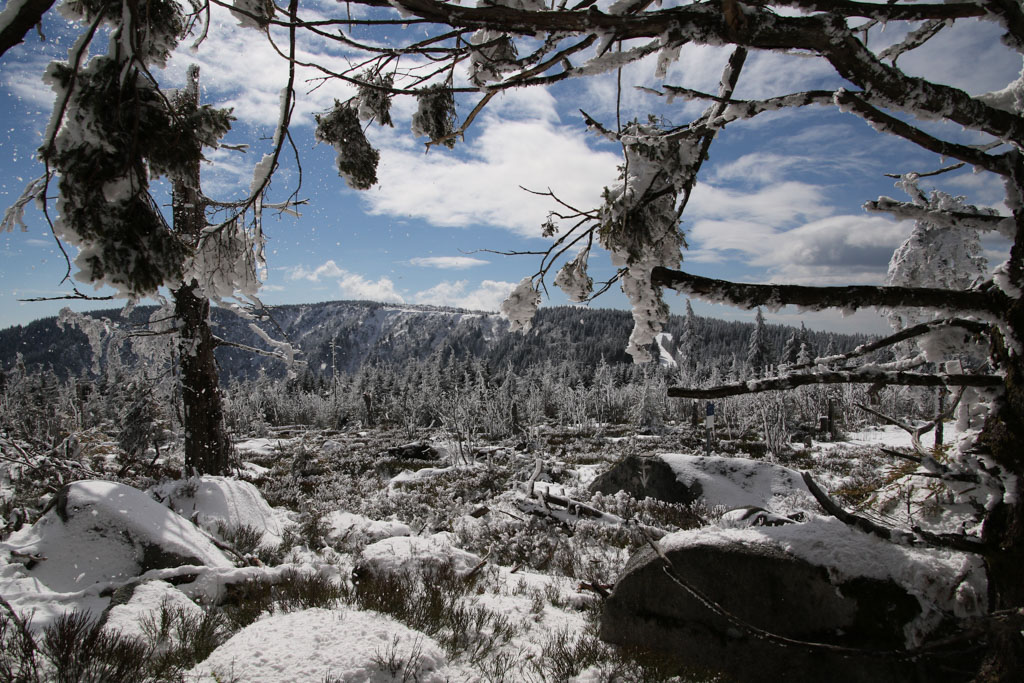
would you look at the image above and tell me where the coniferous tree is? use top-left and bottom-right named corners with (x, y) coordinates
top-left (746, 308), bottom-right (770, 379)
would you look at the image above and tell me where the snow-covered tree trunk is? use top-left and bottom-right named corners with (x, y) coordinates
top-left (973, 157), bottom-right (1024, 680)
top-left (172, 67), bottom-right (231, 476)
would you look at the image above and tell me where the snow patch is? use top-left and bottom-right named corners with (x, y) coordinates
top-left (358, 533), bottom-right (482, 578)
top-left (103, 580), bottom-right (202, 640)
top-left (149, 476), bottom-right (289, 548)
top-left (189, 607), bottom-right (451, 682)
top-left (325, 511), bottom-right (412, 545)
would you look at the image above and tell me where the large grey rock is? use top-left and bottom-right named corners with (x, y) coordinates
top-left (590, 453), bottom-right (815, 514)
top-left (600, 521), bottom-right (987, 682)
top-left (589, 454), bottom-right (700, 504)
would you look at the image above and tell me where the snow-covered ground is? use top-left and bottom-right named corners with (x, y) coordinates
top-left (0, 421), bottom-right (991, 680)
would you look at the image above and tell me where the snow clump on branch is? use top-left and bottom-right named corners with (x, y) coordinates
top-left (315, 101), bottom-right (380, 190)
top-left (554, 248), bottom-right (593, 302)
top-left (886, 175), bottom-right (988, 332)
top-left (598, 121), bottom-right (692, 362)
top-left (500, 276), bottom-right (541, 332)
top-left (411, 84), bottom-right (457, 148)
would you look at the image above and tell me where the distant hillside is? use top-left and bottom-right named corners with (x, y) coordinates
top-left (0, 300), bottom-right (871, 381)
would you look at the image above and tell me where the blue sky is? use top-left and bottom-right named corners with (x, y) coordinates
top-left (0, 3), bottom-right (1018, 334)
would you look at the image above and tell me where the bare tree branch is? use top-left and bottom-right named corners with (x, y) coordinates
top-left (18, 291), bottom-right (116, 303)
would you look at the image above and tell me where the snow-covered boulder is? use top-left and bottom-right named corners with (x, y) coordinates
top-left (150, 476), bottom-right (289, 548)
top-left (326, 511), bottom-right (411, 546)
top-left (589, 454), bottom-right (699, 505)
top-left (355, 532), bottom-right (482, 581)
top-left (5, 480), bottom-right (232, 592)
top-left (189, 607), bottom-right (451, 682)
top-left (590, 453), bottom-right (815, 515)
top-left (601, 517), bottom-right (987, 683)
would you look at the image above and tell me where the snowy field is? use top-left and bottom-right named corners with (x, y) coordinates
top-left (0, 420), bottom-right (989, 681)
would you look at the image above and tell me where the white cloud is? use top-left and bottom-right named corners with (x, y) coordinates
top-left (409, 256), bottom-right (490, 269)
top-left (886, 19), bottom-right (1021, 96)
top-left (688, 181), bottom-right (832, 226)
top-left (690, 214), bottom-right (910, 285)
top-left (412, 279), bottom-right (514, 311)
top-left (289, 260), bottom-right (345, 281)
top-left (4, 56), bottom-right (55, 110)
top-left (163, 7), bottom-right (359, 128)
top-left (287, 260), bottom-right (404, 301)
top-left (336, 272), bottom-right (404, 302)
top-left (364, 117), bottom-right (620, 237)
top-left (709, 152), bottom-right (811, 185)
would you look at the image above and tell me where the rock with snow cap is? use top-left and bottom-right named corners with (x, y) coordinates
top-left (353, 532), bottom-right (482, 582)
top-left (590, 453), bottom-right (816, 516)
top-left (589, 454), bottom-right (700, 505)
top-left (600, 518), bottom-right (987, 683)
top-left (4, 480), bottom-right (233, 592)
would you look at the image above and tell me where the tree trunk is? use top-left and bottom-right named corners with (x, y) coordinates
top-left (171, 65), bottom-right (231, 476)
top-left (975, 156), bottom-right (1024, 681)
top-left (173, 281), bottom-right (231, 475)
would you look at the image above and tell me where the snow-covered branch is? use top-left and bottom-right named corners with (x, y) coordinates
top-left (802, 471), bottom-right (987, 553)
top-left (865, 197), bottom-right (1012, 237)
top-left (650, 267), bottom-right (1010, 316)
top-left (788, 318), bottom-right (990, 373)
top-left (0, 0), bottom-right (57, 58)
top-left (667, 369), bottom-right (1003, 399)
top-left (833, 92), bottom-right (1013, 175)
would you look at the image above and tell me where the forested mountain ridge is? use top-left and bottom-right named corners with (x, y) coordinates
top-left (0, 300), bottom-right (869, 381)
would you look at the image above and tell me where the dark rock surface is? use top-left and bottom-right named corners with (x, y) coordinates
top-left (589, 454), bottom-right (700, 504)
top-left (600, 535), bottom-right (973, 683)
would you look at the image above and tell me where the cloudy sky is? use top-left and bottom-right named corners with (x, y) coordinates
top-left (0, 2), bottom-right (1018, 334)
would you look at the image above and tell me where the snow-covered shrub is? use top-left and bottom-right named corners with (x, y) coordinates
top-left (315, 101), bottom-right (380, 190)
top-left (351, 562), bottom-right (515, 661)
top-left (410, 84), bottom-right (457, 148)
top-left (141, 603), bottom-right (234, 678)
top-left (356, 71), bottom-right (395, 127)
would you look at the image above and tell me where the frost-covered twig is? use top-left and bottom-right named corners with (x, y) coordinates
top-left (211, 336), bottom-right (296, 363)
top-left (877, 19), bottom-right (949, 64)
top-left (801, 472), bottom-right (915, 545)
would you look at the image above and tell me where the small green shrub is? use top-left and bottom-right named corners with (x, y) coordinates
top-left (41, 611), bottom-right (152, 683)
top-left (142, 603), bottom-right (233, 678)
